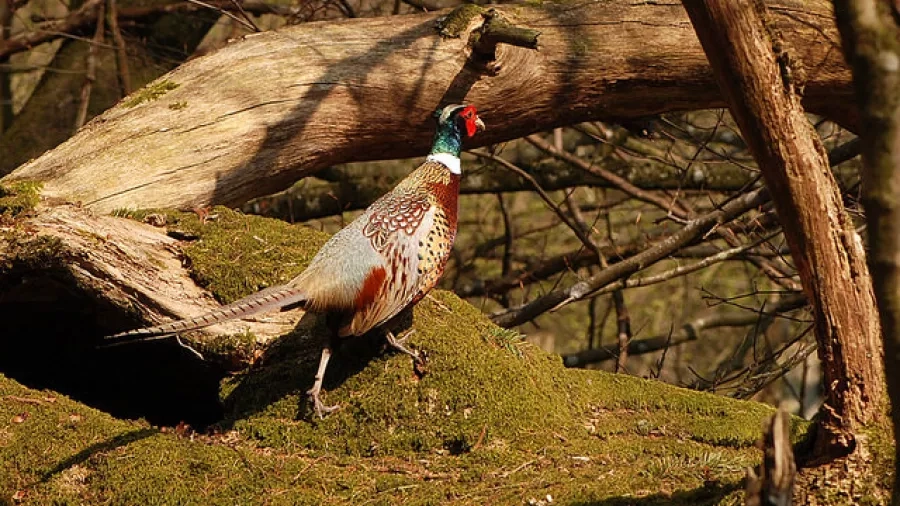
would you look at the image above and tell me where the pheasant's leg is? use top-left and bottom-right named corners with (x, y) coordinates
top-left (306, 345), bottom-right (340, 418)
top-left (385, 330), bottom-right (425, 366)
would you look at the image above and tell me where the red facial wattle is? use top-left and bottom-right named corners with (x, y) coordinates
top-left (459, 105), bottom-right (481, 137)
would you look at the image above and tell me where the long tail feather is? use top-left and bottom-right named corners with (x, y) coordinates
top-left (104, 285), bottom-right (307, 343)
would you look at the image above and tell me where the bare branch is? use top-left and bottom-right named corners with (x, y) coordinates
top-left (561, 294), bottom-right (807, 367)
top-left (470, 149), bottom-right (602, 260)
top-left (491, 186), bottom-right (770, 328)
top-left (0, 0), bottom-right (103, 61)
top-left (592, 232), bottom-right (782, 297)
top-left (107, 0), bottom-right (133, 95)
top-left (183, 0), bottom-right (257, 32)
top-left (229, 0), bottom-right (262, 32)
top-left (525, 134), bottom-right (691, 221)
top-left (74, 3), bottom-right (105, 132)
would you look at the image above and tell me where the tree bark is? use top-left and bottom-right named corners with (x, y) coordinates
top-left (681, 0), bottom-right (883, 461)
top-left (832, 0), bottom-right (900, 502)
top-left (3, 0), bottom-right (852, 212)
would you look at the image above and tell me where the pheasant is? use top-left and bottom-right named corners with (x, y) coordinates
top-left (106, 104), bottom-right (485, 417)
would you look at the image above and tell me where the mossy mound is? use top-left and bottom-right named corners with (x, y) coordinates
top-left (0, 366), bottom-right (755, 505)
top-left (220, 290), bottom-right (796, 461)
top-left (0, 310), bottom-right (805, 506)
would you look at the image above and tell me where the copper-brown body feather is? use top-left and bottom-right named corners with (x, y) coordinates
top-left (300, 159), bottom-right (459, 336)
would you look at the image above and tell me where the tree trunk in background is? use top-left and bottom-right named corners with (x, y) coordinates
top-left (833, 1), bottom-right (900, 502)
top-left (681, 0), bottom-right (883, 464)
top-left (3, 0), bottom-right (853, 212)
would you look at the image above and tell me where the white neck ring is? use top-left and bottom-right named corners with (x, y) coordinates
top-left (426, 153), bottom-right (461, 175)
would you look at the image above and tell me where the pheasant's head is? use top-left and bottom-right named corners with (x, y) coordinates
top-left (436, 104), bottom-right (485, 138)
top-left (430, 104), bottom-right (485, 158)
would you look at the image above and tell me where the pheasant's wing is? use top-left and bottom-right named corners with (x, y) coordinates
top-left (335, 187), bottom-right (435, 337)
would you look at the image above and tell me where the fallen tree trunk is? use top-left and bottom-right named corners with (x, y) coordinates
top-left (2, 0), bottom-right (852, 212)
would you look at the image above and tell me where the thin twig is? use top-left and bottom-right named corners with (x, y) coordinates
top-left (525, 134), bottom-right (692, 221)
top-left (491, 186), bottom-right (770, 328)
top-left (332, 0), bottom-right (356, 18)
top-left (562, 294), bottom-right (807, 367)
top-left (592, 232), bottom-right (782, 296)
top-left (228, 0), bottom-right (261, 32)
top-left (107, 0), bottom-right (133, 95)
top-left (183, 0), bottom-right (257, 32)
top-left (496, 193), bottom-right (513, 307)
top-left (74, 3), bottom-right (105, 132)
top-left (471, 149), bottom-right (603, 259)
top-left (613, 290), bottom-right (630, 373)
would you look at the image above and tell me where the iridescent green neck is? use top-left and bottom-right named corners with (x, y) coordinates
top-left (429, 119), bottom-right (463, 157)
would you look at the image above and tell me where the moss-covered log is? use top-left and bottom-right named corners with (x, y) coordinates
top-left (2, 0), bottom-right (852, 212)
top-left (0, 202), bottom-right (326, 349)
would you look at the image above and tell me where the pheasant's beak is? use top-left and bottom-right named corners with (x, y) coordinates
top-left (474, 117), bottom-right (486, 132)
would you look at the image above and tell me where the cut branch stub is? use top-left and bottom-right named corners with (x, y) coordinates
top-left (437, 5), bottom-right (540, 74)
top-left (436, 4), bottom-right (485, 38)
top-left (469, 9), bottom-right (540, 71)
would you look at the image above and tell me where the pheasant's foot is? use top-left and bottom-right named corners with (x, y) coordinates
top-left (307, 345), bottom-right (339, 418)
top-left (385, 330), bottom-right (423, 363)
top-left (306, 386), bottom-right (340, 419)
top-left (385, 330), bottom-right (428, 377)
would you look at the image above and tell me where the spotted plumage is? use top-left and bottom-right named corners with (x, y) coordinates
top-left (106, 104), bottom-right (485, 417)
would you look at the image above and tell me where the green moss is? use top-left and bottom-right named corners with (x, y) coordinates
top-left (122, 79), bottom-right (179, 108)
top-left (437, 4), bottom-right (485, 38)
top-left (201, 331), bottom-right (258, 370)
top-left (115, 206), bottom-right (329, 303)
top-left (1, 366), bottom-right (764, 505)
top-left (859, 422), bottom-right (896, 503)
top-left (0, 181), bottom-right (41, 215)
top-left (168, 101), bottom-right (188, 110)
